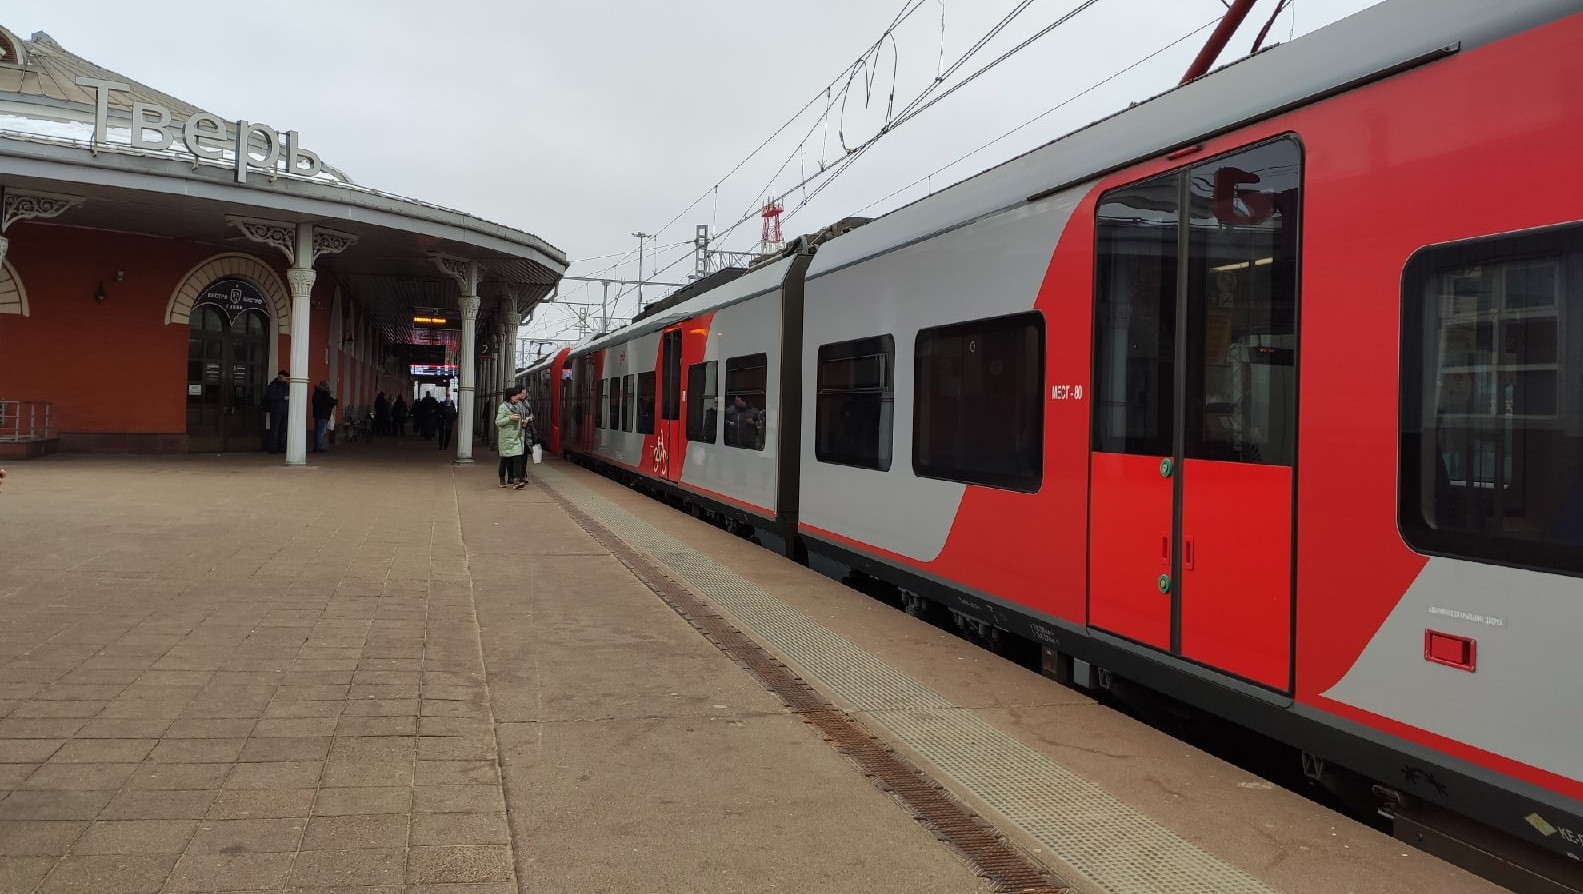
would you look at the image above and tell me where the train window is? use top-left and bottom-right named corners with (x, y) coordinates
top-left (662, 330), bottom-right (682, 421)
top-left (1183, 139), bottom-right (1301, 466)
top-left (622, 374), bottom-right (634, 432)
top-left (1094, 171), bottom-right (1178, 456)
top-left (607, 377), bottom-right (621, 431)
top-left (636, 371), bottom-right (656, 435)
top-left (686, 360), bottom-right (718, 444)
top-left (915, 313), bottom-right (1044, 491)
top-left (1402, 222), bottom-right (1583, 575)
top-left (816, 335), bottom-right (894, 471)
top-left (595, 377), bottom-right (606, 429)
top-left (724, 353), bottom-right (768, 450)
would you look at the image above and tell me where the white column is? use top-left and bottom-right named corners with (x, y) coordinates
top-left (456, 292), bottom-right (482, 463)
top-left (0, 235), bottom-right (9, 269)
top-left (501, 302), bottom-right (521, 399)
top-left (285, 266), bottom-right (315, 466)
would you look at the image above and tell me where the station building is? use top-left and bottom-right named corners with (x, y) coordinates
top-left (0, 25), bottom-right (566, 463)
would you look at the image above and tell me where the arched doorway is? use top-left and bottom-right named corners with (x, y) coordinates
top-left (186, 278), bottom-right (271, 452)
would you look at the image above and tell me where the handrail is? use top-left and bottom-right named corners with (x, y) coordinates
top-left (0, 400), bottom-right (53, 441)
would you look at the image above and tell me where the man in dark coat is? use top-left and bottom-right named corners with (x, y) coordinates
top-left (392, 396), bottom-right (409, 436)
top-left (437, 399), bottom-right (458, 449)
top-left (263, 370), bottom-right (289, 453)
top-left (311, 381), bottom-right (338, 453)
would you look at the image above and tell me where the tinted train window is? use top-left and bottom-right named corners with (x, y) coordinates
top-left (607, 378), bottom-right (621, 431)
top-left (1402, 222), bottom-right (1583, 575)
top-left (662, 330), bottom-right (682, 421)
top-left (915, 313), bottom-right (1044, 491)
top-left (816, 335), bottom-right (894, 470)
top-left (622, 374), bottom-right (634, 432)
top-left (724, 353), bottom-right (768, 450)
top-left (636, 371), bottom-right (656, 435)
top-left (687, 360), bottom-right (718, 443)
top-left (596, 378), bottom-right (606, 429)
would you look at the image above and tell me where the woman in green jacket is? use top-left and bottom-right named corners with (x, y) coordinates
top-left (495, 385), bottom-right (531, 489)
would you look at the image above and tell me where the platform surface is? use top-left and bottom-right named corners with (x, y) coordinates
top-left (0, 443), bottom-right (1508, 894)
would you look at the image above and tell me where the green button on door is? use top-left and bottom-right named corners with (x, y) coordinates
top-left (1159, 458), bottom-right (1174, 478)
top-left (1157, 574), bottom-right (1171, 593)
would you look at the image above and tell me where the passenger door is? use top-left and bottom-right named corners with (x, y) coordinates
top-left (1088, 137), bottom-right (1301, 691)
top-left (658, 327), bottom-right (684, 480)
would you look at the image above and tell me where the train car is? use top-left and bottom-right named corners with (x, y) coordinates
top-left (519, 347), bottom-right (570, 455)
top-left (554, 0), bottom-right (1583, 882)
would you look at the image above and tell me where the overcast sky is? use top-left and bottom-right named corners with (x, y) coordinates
top-left (8, 0), bottom-right (1380, 349)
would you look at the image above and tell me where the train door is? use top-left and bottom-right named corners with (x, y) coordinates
top-left (1088, 137), bottom-right (1301, 691)
top-left (657, 327), bottom-right (684, 480)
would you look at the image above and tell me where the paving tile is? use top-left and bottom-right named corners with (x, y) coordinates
top-left (122, 763), bottom-right (231, 790)
top-left (338, 699), bottom-right (417, 717)
top-left (185, 818), bottom-right (304, 854)
top-left (408, 812), bottom-right (508, 847)
top-left (273, 685), bottom-right (348, 702)
top-left (312, 787), bottom-right (411, 816)
top-left (223, 761), bottom-right (323, 790)
top-left (412, 760), bottom-right (498, 786)
top-left (0, 856), bottom-right (55, 893)
top-left (347, 684), bottom-right (419, 701)
top-left (414, 738), bottom-right (496, 761)
top-left (410, 785), bottom-right (505, 815)
top-left (71, 820), bottom-right (197, 855)
top-left (206, 788), bottom-right (315, 820)
top-left (417, 718), bottom-right (490, 738)
top-left (251, 718), bottom-right (338, 738)
top-left (261, 701), bottom-right (344, 720)
top-left (0, 820), bottom-right (87, 856)
top-left (35, 854), bottom-right (177, 894)
top-left (237, 736), bottom-right (330, 762)
top-left (299, 814), bottom-right (408, 851)
top-left (328, 737), bottom-right (415, 762)
top-left (0, 719), bottom-right (86, 739)
top-left (48, 740), bottom-right (157, 764)
top-left (417, 700), bottom-right (489, 719)
top-left (74, 720), bottom-right (171, 739)
top-left (7, 700), bottom-right (108, 719)
top-left (148, 738), bottom-right (246, 763)
top-left (335, 716), bottom-right (418, 737)
top-left (100, 790), bottom-right (217, 820)
top-left (405, 845), bottom-right (514, 885)
top-left (18, 762), bottom-right (138, 791)
top-left (0, 790), bottom-right (116, 822)
top-left (0, 767), bottom-right (34, 790)
top-left (166, 852), bottom-right (293, 892)
top-left (320, 759), bottom-right (412, 788)
top-left (96, 700), bottom-right (188, 720)
top-left (164, 719), bottom-right (257, 739)
top-left (288, 848), bottom-right (406, 888)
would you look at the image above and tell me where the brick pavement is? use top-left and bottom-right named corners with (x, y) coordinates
top-left (0, 444), bottom-right (993, 894)
top-left (0, 446), bottom-right (512, 894)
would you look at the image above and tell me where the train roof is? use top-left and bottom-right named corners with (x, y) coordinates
top-left (572, 0), bottom-right (1580, 353)
top-left (806, 0), bottom-right (1582, 279)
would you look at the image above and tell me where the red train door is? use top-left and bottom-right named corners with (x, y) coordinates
top-left (657, 327), bottom-right (684, 481)
top-left (1088, 137), bottom-right (1301, 691)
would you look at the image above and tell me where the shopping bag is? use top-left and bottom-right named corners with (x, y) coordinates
top-left (532, 443), bottom-right (543, 464)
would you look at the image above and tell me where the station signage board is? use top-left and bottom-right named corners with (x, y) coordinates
top-left (75, 77), bottom-right (324, 184)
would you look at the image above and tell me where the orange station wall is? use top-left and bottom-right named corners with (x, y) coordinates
top-left (0, 221), bottom-right (336, 450)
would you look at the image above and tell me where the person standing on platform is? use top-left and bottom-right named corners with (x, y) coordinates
top-left (263, 370), bottom-right (290, 454)
top-left (495, 385), bottom-right (530, 489)
top-left (437, 399), bottom-right (457, 450)
top-left (418, 392), bottom-right (440, 440)
top-left (311, 381), bottom-right (338, 453)
top-left (374, 392), bottom-right (390, 436)
top-left (392, 395), bottom-right (409, 436)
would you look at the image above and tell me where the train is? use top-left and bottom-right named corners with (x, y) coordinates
top-left (520, 0), bottom-right (1583, 886)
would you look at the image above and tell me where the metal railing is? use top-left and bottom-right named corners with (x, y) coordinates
top-left (0, 400), bottom-right (53, 441)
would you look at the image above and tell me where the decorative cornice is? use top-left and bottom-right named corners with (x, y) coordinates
top-left (430, 253), bottom-right (478, 296)
top-left (226, 215), bottom-right (296, 263)
top-left (312, 228), bottom-right (358, 264)
top-left (2, 190), bottom-right (86, 234)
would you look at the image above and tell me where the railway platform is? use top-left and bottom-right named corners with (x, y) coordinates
top-left (0, 443), bottom-right (1508, 894)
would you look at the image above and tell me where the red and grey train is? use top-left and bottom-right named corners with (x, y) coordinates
top-left (522, 0), bottom-right (1583, 880)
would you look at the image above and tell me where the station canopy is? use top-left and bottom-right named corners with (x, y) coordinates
top-left (0, 26), bottom-right (567, 343)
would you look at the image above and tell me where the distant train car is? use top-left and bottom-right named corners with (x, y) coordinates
top-left (540, 0), bottom-right (1583, 881)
